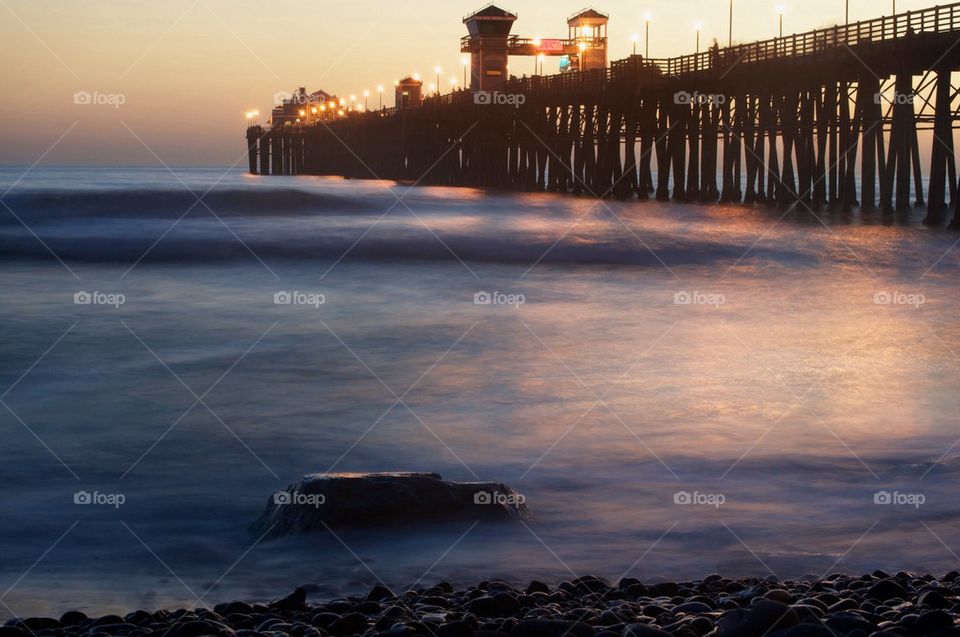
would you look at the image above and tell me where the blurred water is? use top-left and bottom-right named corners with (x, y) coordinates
top-left (1, 166), bottom-right (960, 618)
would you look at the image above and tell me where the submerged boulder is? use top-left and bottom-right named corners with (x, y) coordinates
top-left (251, 472), bottom-right (528, 538)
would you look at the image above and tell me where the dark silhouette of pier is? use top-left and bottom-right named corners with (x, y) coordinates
top-left (246, 3), bottom-right (960, 226)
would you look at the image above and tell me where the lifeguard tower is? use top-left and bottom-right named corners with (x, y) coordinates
top-left (461, 4), bottom-right (612, 89)
top-left (568, 8), bottom-right (609, 71)
top-left (462, 5), bottom-right (518, 92)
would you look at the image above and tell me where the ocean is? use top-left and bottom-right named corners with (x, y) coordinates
top-left (1, 166), bottom-right (959, 618)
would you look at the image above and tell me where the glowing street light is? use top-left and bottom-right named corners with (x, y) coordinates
top-left (429, 82), bottom-right (437, 94)
top-left (776, 4), bottom-right (786, 37)
top-left (450, 77), bottom-right (458, 90)
top-left (461, 56), bottom-right (470, 86)
top-left (377, 85), bottom-right (384, 109)
top-left (413, 72), bottom-right (421, 82)
top-left (631, 33), bottom-right (639, 56)
top-left (695, 21), bottom-right (703, 53)
top-left (537, 53), bottom-right (545, 75)
top-left (363, 89), bottom-right (370, 110)
top-left (434, 65), bottom-right (442, 94)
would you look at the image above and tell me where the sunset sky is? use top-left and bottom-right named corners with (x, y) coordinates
top-left (0, 0), bottom-right (936, 166)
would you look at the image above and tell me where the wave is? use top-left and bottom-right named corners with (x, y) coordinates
top-left (0, 186), bottom-right (818, 267)
top-left (0, 230), bottom-right (809, 268)
top-left (0, 188), bottom-right (374, 222)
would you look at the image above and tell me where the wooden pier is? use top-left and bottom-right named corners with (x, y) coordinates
top-left (246, 3), bottom-right (960, 226)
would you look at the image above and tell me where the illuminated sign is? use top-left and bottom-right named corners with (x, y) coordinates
top-left (539, 39), bottom-right (564, 52)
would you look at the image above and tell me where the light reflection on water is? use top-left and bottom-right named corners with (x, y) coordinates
top-left (0, 167), bottom-right (959, 617)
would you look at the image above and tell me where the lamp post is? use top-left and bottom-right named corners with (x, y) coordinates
top-left (776, 5), bottom-right (785, 37)
top-left (363, 89), bottom-right (369, 110)
top-left (450, 77), bottom-right (458, 91)
top-left (377, 85), bottom-right (383, 109)
top-left (537, 53), bottom-right (545, 75)
top-left (461, 56), bottom-right (469, 87)
top-left (695, 22), bottom-right (702, 54)
top-left (643, 13), bottom-right (652, 58)
top-left (729, 0), bottom-right (734, 46)
top-left (631, 33), bottom-right (639, 55)
top-left (846, 0), bottom-right (849, 25)
top-left (435, 65), bottom-right (442, 95)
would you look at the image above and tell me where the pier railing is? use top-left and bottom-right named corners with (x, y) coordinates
top-left (653, 2), bottom-right (960, 77)
top-left (498, 1), bottom-right (960, 94)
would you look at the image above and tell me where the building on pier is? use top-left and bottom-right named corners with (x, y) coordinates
top-left (270, 87), bottom-right (343, 125)
top-left (460, 4), bottom-right (610, 90)
top-left (567, 8), bottom-right (608, 71)
top-left (395, 77), bottom-right (424, 110)
top-left (462, 5), bottom-right (518, 92)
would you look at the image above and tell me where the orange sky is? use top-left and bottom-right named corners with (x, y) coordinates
top-left (0, 0), bottom-right (938, 166)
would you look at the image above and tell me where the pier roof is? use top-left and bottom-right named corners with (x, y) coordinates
top-left (567, 8), bottom-right (608, 24)
top-left (463, 4), bottom-right (517, 22)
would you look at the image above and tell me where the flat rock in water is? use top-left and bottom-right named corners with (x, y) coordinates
top-left (250, 472), bottom-right (528, 537)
